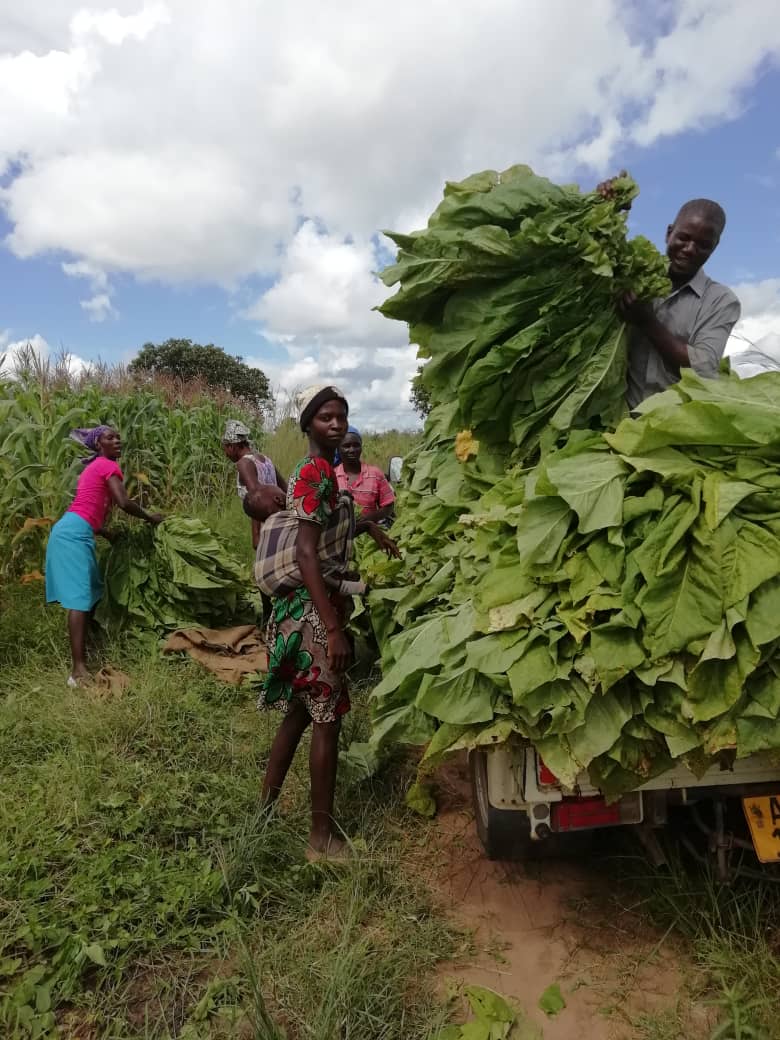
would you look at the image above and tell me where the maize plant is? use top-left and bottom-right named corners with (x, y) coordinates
top-left (0, 363), bottom-right (259, 576)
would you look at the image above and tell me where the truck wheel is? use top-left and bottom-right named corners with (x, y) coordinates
top-left (469, 748), bottom-right (534, 860)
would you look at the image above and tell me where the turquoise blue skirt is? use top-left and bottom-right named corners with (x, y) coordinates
top-left (45, 512), bottom-right (103, 612)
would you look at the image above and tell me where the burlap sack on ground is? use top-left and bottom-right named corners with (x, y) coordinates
top-left (162, 625), bottom-right (268, 684)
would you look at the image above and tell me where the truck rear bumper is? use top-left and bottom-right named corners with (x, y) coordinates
top-left (484, 743), bottom-right (780, 839)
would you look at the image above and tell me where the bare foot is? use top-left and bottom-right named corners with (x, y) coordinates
top-left (67, 670), bottom-right (91, 688)
top-left (305, 834), bottom-right (351, 863)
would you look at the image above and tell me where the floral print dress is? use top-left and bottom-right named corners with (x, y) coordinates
top-left (258, 455), bottom-right (352, 723)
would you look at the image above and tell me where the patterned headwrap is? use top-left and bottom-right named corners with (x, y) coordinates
top-left (297, 384), bottom-right (348, 432)
top-left (221, 419), bottom-right (252, 444)
top-left (70, 425), bottom-right (113, 464)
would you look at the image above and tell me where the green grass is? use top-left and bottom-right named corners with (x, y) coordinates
top-left (614, 842), bottom-right (780, 1040)
top-left (0, 566), bottom-right (454, 1039)
top-left (4, 497), bottom-right (780, 1040)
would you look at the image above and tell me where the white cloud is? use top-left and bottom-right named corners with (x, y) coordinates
top-left (256, 341), bottom-right (420, 433)
top-left (727, 277), bottom-right (780, 356)
top-left (61, 260), bottom-right (108, 289)
top-left (248, 222), bottom-right (401, 346)
top-left (62, 259), bottom-right (118, 321)
top-left (0, 333), bottom-right (90, 378)
top-left (245, 222), bottom-right (418, 428)
top-left (629, 2), bottom-right (780, 147)
top-left (80, 292), bottom-right (116, 322)
top-left (70, 4), bottom-right (170, 47)
top-left (2, 1), bottom-right (780, 423)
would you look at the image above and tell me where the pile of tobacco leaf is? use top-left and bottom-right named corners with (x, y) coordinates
top-left (96, 516), bottom-right (254, 632)
top-left (362, 164), bottom-right (780, 793)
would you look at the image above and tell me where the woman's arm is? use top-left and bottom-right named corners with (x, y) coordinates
top-left (355, 519), bottom-right (401, 558)
top-left (359, 502), bottom-right (394, 524)
top-left (295, 520), bottom-right (351, 671)
top-left (107, 475), bottom-right (163, 524)
top-left (236, 455), bottom-right (260, 492)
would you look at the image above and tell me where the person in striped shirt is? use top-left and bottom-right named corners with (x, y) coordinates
top-left (334, 426), bottom-right (395, 525)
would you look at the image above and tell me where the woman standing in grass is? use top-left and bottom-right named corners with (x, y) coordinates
top-left (45, 425), bottom-right (163, 685)
top-left (221, 419), bottom-right (286, 549)
top-left (335, 426), bottom-right (395, 525)
top-left (255, 385), bottom-right (399, 861)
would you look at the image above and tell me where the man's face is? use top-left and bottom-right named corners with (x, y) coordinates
top-left (665, 213), bottom-right (720, 281)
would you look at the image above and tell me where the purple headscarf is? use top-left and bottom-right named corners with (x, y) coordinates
top-left (70, 425), bottom-right (113, 464)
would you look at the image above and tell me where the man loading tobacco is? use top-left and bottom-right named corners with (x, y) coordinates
top-left (600, 178), bottom-right (741, 408)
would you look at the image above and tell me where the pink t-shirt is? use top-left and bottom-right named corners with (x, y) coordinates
top-left (67, 457), bottom-right (123, 531)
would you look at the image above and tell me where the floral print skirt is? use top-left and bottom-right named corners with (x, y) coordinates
top-left (259, 586), bottom-right (350, 723)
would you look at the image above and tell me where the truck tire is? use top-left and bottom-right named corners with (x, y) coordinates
top-left (469, 748), bottom-right (534, 860)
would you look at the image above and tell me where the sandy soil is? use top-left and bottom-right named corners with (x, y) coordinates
top-left (414, 755), bottom-right (715, 1039)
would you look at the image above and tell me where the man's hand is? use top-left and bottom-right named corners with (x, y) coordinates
top-left (366, 522), bottom-right (401, 559)
top-left (596, 170), bottom-right (631, 211)
top-left (618, 290), bottom-right (655, 327)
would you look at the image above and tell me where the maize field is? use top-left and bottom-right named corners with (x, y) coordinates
top-left (0, 351), bottom-right (258, 576)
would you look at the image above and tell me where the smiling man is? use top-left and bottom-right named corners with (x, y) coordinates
top-left (621, 199), bottom-right (741, 409)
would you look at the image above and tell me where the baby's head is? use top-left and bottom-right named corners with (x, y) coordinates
top-left (243, 484), bottom-right (285, 521)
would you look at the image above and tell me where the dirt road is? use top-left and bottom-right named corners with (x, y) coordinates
top-left (415, 755), bottom-right (715, 1039)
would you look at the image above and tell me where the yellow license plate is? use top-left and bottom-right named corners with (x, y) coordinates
top-left (742, 795), bottom-right (780, 863)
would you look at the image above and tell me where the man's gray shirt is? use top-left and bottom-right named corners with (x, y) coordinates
top-left (626, 267), bottom-right (741, 409)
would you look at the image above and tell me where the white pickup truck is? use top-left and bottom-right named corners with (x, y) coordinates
top-left (470, 743), bottom-right (780, 880)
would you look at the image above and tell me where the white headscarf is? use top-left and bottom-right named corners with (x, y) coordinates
top-left (221, 419), bottom-right (252, 444)
top-left (296, 384), bottom-right (348, 431)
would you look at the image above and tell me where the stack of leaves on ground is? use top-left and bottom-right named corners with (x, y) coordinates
top-left (97, 516), bottom-right (256, 632)
top-left (363, 164), bottom-right (780, 793)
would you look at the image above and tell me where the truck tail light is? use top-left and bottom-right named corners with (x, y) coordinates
top-left (538, 759), bottom-right (559, 786)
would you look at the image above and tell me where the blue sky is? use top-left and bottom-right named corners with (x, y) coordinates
top-left (2, 2), bottom-right (780, 427)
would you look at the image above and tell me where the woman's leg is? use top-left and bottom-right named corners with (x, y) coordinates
top-left (261, 699), bottom-right (311, 806)
top-left (308, 718), bottom-right (343, 853)
top-left (67, 610), bottom-right (90, 679)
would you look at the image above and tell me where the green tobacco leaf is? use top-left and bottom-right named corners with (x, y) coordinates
top-left (405, 781), bottom-right (437, 818)
top-left (514, 497), bottom-right (572, 567)
top-left (417, 669), bottom-right (498, 725)
top-left (590, 625), bottom-right (646, 690)
top-left (538, 983), bottom-right (566, 1017)
top-left (637, 520), bottom-right (723, 658)
top-left (544, 451), bottom-right (627, 533)
top-left (702, 473), bottom-right (760, 529)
